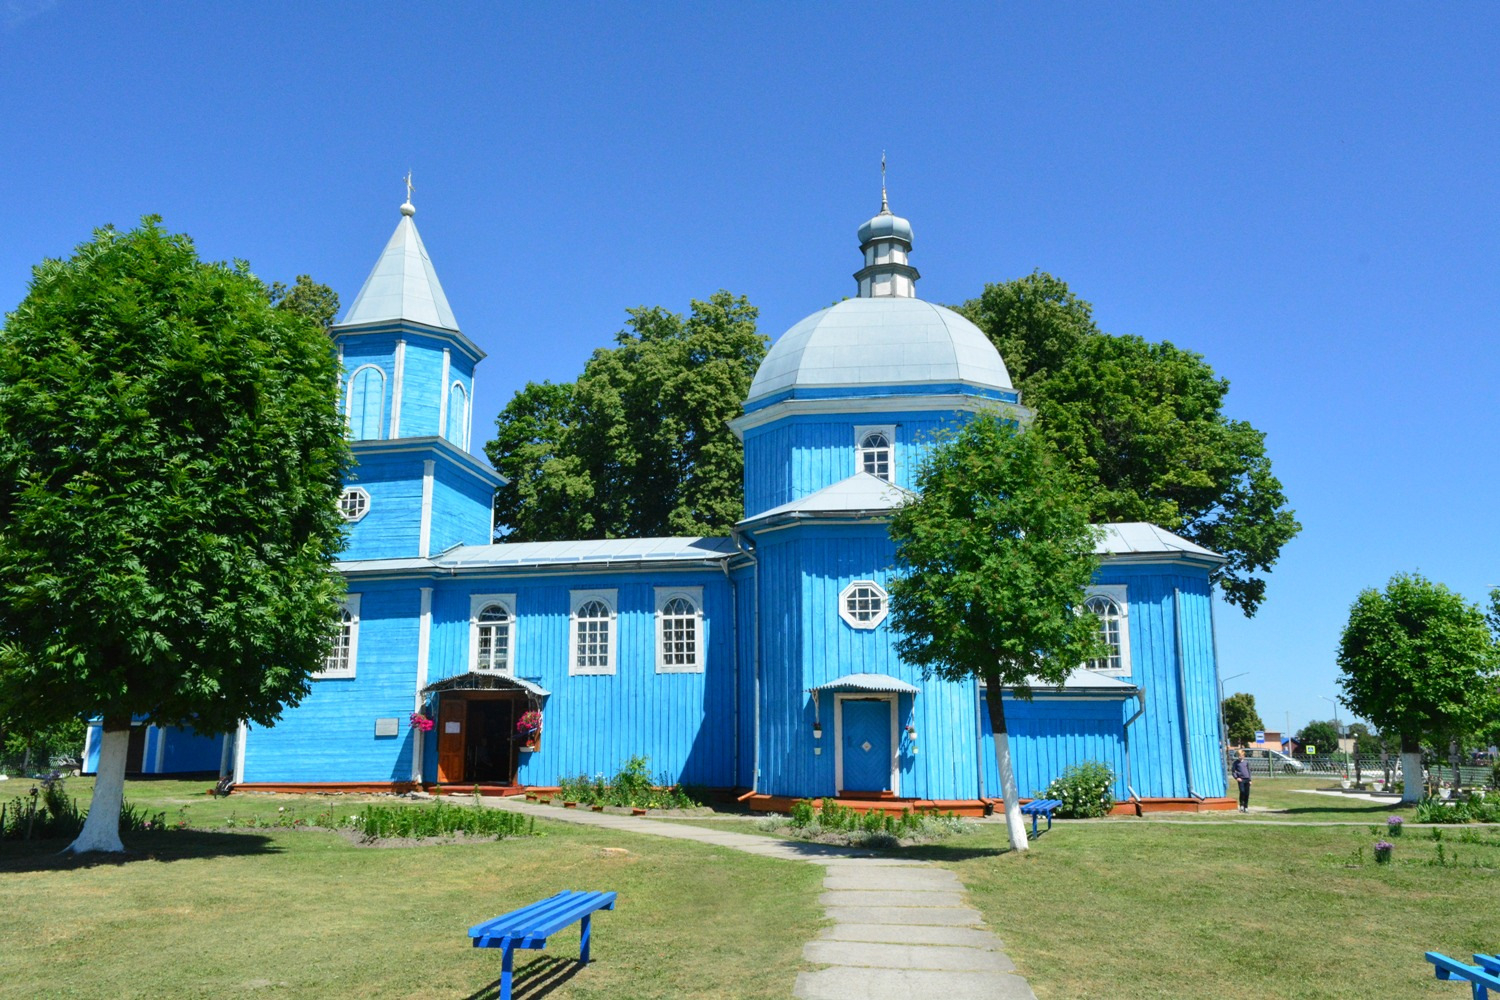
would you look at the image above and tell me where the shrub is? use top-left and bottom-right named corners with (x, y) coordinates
top-left (554, 756), bottom-right (697, 810)
top-left (0, 775), bottom-right (164, 840)
top-left (348, 802), bottom-right (535, 840)
top-left (1040, 760), bottom-right (1116, 818)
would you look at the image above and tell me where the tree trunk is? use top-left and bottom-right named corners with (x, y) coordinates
top-left (66, 715), bottom-right (130, 854)
top-left (1400, 734), bottom-right (1422, 805)
top-left (985, 676), bottom-right (1029, 852)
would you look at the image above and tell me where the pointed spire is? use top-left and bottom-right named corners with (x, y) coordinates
top-left (337, 180), bottom-right (459, 331)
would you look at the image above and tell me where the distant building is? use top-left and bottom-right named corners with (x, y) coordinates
top-left (87, 189), bottom-right (1230, 810)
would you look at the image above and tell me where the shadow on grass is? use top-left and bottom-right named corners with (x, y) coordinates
top-left (463, 955), bottom-right (586, 1000)
top-left (0, 829), bottom-right (284, 871)
top-left (889, 842), bottom-right (1018, 863)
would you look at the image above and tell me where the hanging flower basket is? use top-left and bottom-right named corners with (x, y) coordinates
top-left (516, 710), bottom-right (542, 752)
top-left (409, 712), bottom-right (435, 733)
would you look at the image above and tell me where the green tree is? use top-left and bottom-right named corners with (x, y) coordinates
top-left (1336, 574), bottom-right (1500, 804)
top-left (487, 291), bottom-right (766, 540)
top-left (888, 412), bottom-right (1106, 852)
top-left (1344, 722), bottom-right (1382, 755)
top-left (0, 218), bottom-right (349, 852)
top-left (958, 273), bottom-right (1300, 616)
top-left (1295, 720), bottom-right (1341, 757)
top-left (268, 274), bottom-right (340, 330)
top-left (1221, 691), bottom-right (1264, 745)
top-left (1, 717), bottom-right (86, 773)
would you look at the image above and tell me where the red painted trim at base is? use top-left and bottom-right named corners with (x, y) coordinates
top-left (743, 793), bottom-right (1238, 818)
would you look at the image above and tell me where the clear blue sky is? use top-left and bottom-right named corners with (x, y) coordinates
top-left (4, 3), bottom-right (1497, 739)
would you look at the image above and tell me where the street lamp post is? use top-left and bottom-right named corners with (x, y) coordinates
top-left (1320, 695), bottom-right (1344, 778)
top-left (1219, 671), bottom-right (1251, 757)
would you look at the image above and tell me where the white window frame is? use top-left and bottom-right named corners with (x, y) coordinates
top-left (569, 589), bottom-right (618, 676)
top-left (338, 486), bottom-right (371, 523)
top-left (345, 364), bottom-right (386, 440)
top-left (654, 586), bottom-right (704, 674)
top-left (469, 593), bottom-right (517, 674)
top-left (318, 594), bottom-right (360, 679)
top-left (1083, 584), bottom-right (1131, 676)
top-left (854, 424), bottom-right (896, 482)
top-left (839, 579), bottom-right (889, 630)
top-left (448, 380), bottom-right (470, 450)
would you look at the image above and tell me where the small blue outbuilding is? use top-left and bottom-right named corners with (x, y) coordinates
top-left (92, 189), bottom-right (1230, 811)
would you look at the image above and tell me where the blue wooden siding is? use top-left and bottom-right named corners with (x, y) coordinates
top-left (340, 339), bottom-right (397, 439)
top-left (411, 569), bottom-right (736, 789)
top-left (343, 451), bottom-right (425, 560)
top-left (244, 582), bottom-right (421, 783)
top-left (162, 728), bottom-right (222, 772)
top-left (752, 522), bottom-right (984, 801)
top-left (981, 696), bottom-right (1131, 801)
top-left (398, 338), bottom-right (446, 438)
top-left (429, 456), bottom-right (495, 551)
top-left (742, 410), bottom-right (972, 517)
top-left (732, 563), bottom-right (756, 788)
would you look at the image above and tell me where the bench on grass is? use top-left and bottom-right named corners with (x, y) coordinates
top-left (1019, 798), bottom-right (1063, 837)
top-left (1427, 951), bottom-right (1500, 999)
top-left (469, 890), bottom-right (617, 1000)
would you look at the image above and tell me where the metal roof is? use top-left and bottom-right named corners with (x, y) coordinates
top-left (810, 673), bottom-right (921, 695)
top-left (337, 209), bottom-right (460, 332)
top-left (1013, 670), bottom-right (1139, 694)
top-left (434, 536), bottom-right (738, 570)
top-left (1093, 523), bottom-right (1225, 563)
top-left (744, 472), bottom-right (914, 524)
top-left (422, 672), bottom-right (550, 698)
top-left (746, 297), bottom-right (1013, 404)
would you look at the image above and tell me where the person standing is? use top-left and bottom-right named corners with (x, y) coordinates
top-left (1231, 749), bottom-right (1253, 812)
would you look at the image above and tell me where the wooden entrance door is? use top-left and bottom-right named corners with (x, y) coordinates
top-left (436, 697), bottom-right (466, 784)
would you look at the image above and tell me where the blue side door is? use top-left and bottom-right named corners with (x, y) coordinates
top-left (841, 699), bottom-right (893, 793)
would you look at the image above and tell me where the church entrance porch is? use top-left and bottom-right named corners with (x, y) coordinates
top-left (434, 692), bottom-right (523, 786)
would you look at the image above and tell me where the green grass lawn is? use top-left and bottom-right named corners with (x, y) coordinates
top-left (0, 779), bottom-right (823, 999)
top-left (9, 776), bottom-right (1500, 998)
top-left (916, 818), bottom-right (1500, 1000)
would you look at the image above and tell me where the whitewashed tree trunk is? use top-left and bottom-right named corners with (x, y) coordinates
top-left (985, 677), bottom-right (1028, 852)
top-left (67, 721), bottom-right (128, 853)
top-left (1400, 750), bottom-right (1424, 804)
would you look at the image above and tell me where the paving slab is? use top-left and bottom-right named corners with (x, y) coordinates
top-left (819, 922), bottom-right (1003, 948)
top-left (794, 967), bottom-right (1037, 1000)
top-left (823, 869), bottom-right (961, 890)
top-left (822, 904), bottom-right (982, 926)
top-left (804, 940), bottom-right (1016, 972)
top-left (819, 888), bottom-right (967, 908)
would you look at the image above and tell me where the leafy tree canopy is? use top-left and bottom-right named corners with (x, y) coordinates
top-left (487, 291), bottom-right (766, 540)
top-left (957, 272), bottom-right (1301, 616)
top-left (0, 218), bottom-right (349, 848)
top-left (888, 412), bottom-right (1106, 850)
top-left (268, 274), bottom-right (340, 330)
top-left (1336, 573), bottom-right (1500, 753)
top-left (1344, 722), bottom-right (1384, 756)
top-left (1295, 719), bottom-right (1341, 756)
top-left (1221, 691), bottom-right (1264, 744)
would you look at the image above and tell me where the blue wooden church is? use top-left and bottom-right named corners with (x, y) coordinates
top-left (87, 190), bottom-right (1231, 812)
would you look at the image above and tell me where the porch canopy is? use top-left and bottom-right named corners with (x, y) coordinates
top-left (421, 672), bottom-right (551, 698)
top-left (809, 673), bottom-right (919, 696)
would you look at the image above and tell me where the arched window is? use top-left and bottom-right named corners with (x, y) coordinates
top-left (656, 588), bottom-right (703, 673)
top-left (475, 603), bottom-right (512, 672)
top-left (570, 590), bottom-right (617, 675)
top-left (1085, 595), bottom-right (1124, 672)
top-left (857, 428), bottom-right (893, 482)
top-left (320, 596), bottom-right (360, 678)
top-left (839, 580), bottom-right (889, 629)
top-left (446, 381), bottom-right (469, 449)
top-left (346, 365), bottom-right (385, 440)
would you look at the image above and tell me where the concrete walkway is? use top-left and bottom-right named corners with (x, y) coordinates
top-left (486, 798), bottom-right (1036, 999)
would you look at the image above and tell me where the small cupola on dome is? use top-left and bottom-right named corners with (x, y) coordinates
top-left (854, 158), bottom-right (919, 298)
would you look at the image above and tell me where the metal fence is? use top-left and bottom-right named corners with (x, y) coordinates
top-left (1226, 751), bottom-right (1498, 788)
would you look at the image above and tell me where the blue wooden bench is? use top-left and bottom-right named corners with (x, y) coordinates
top-left (1020, 799), bottom-right (1062, 837)
top-left (469, 890), bottom-right (617, 1000)
top-left (1427, 950), bottom-right (1500, 999)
